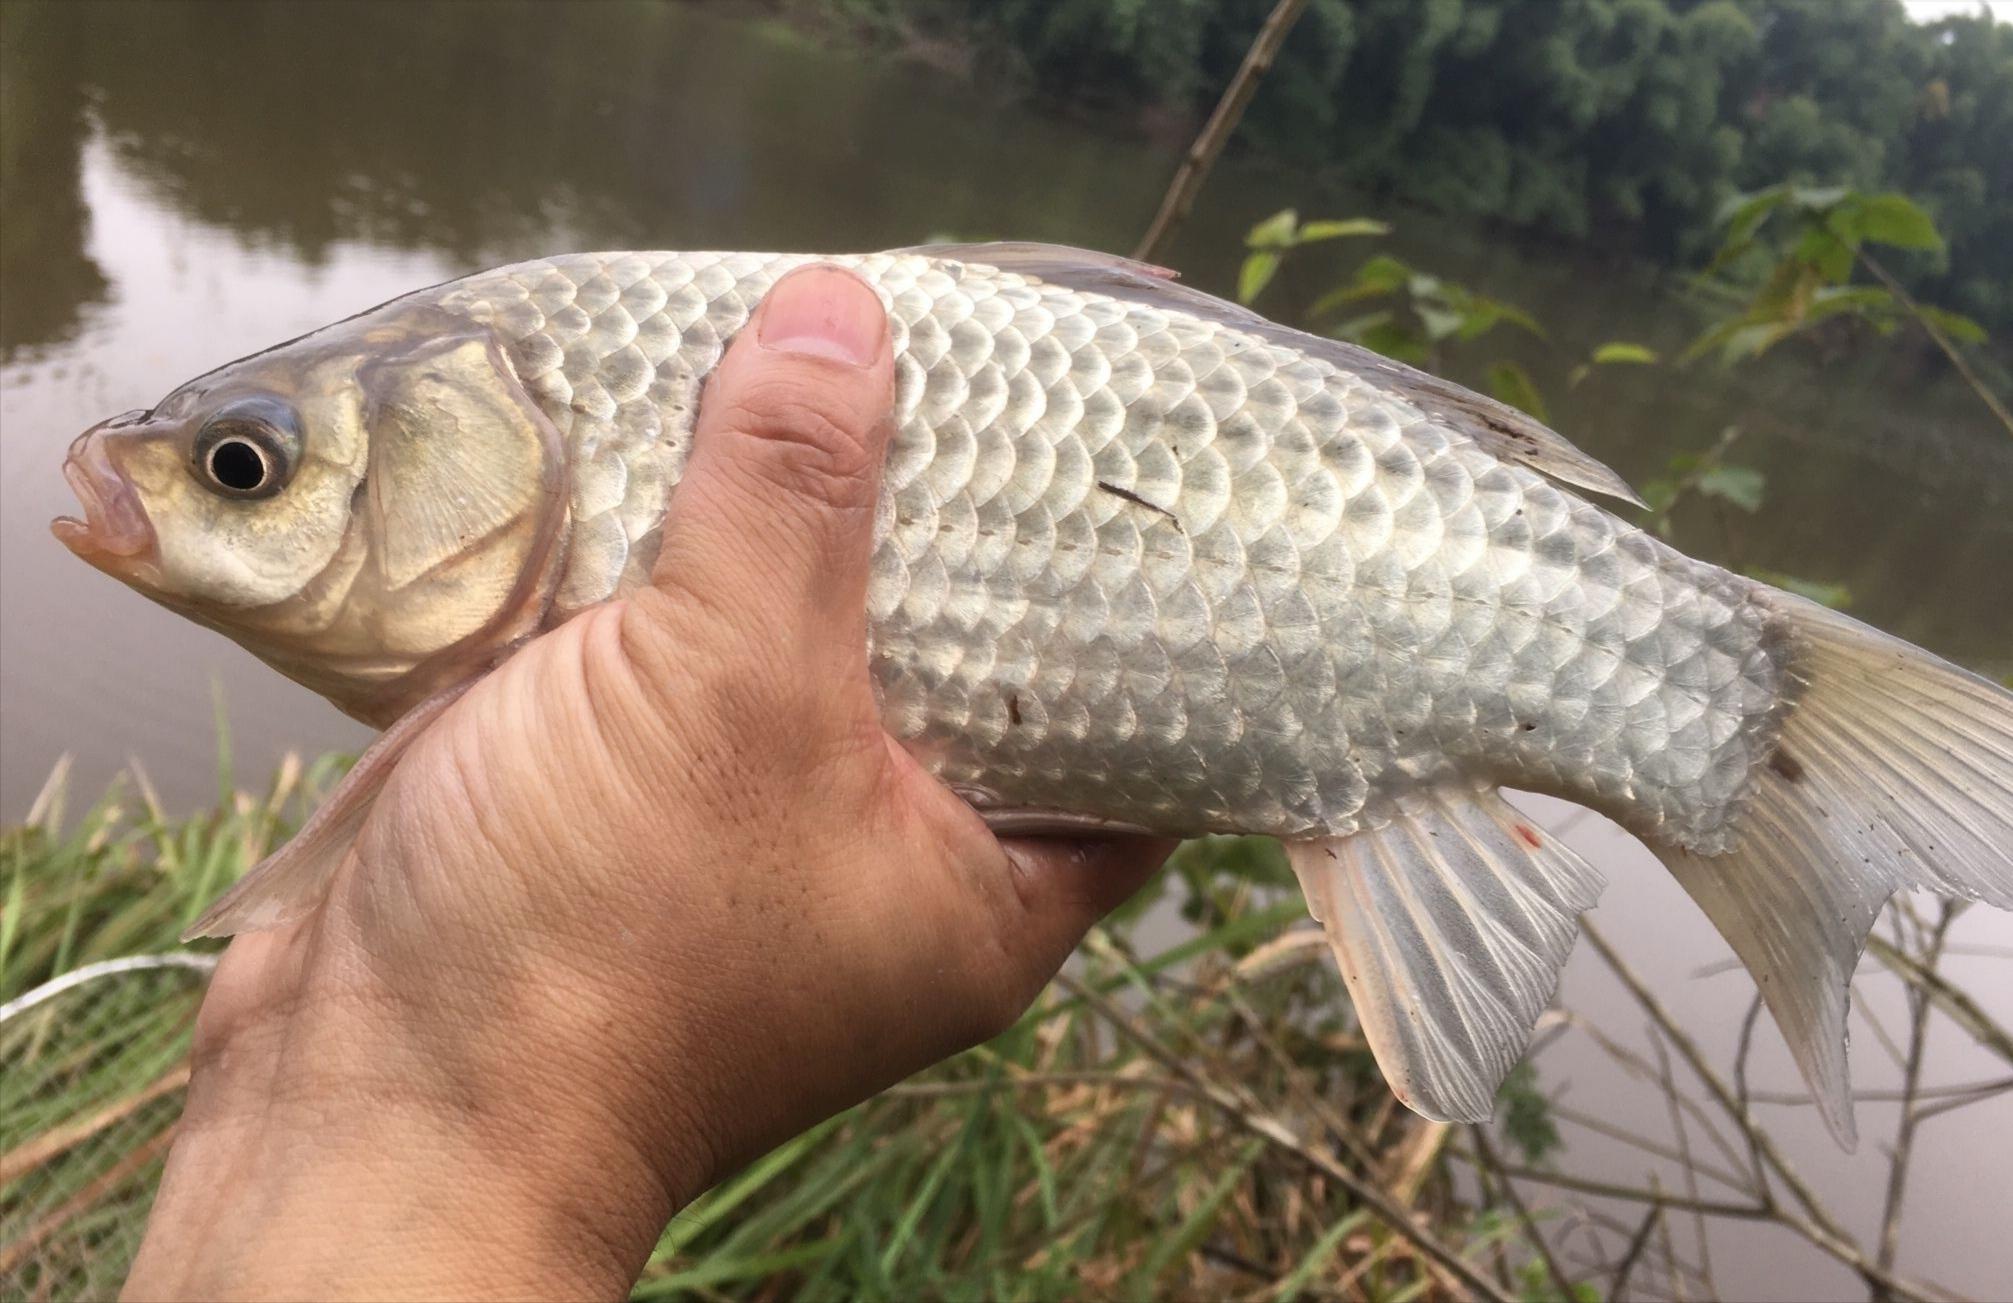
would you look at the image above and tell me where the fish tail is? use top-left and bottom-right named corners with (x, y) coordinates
top-left (1652, 593), bottom-right (2013, 1147)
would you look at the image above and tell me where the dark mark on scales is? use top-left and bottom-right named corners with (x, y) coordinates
top-left (1095, 480), bottom-right (1183, 532)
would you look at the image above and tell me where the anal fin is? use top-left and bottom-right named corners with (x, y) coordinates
top-left (182, 680), bottom-right (474, 941)
top-left (1287, 787), bottom-right (1604, 1123)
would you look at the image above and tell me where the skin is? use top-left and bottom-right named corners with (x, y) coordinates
top-left (121, 265), bottom-right (1172, 1302)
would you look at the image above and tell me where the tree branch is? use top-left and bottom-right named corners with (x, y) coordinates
top-left (1133, 0), bottom-right (1311, 264)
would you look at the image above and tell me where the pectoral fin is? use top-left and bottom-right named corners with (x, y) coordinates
top-left (182, 681), bottom-right (475, 940)
top-left (1286, 788), bottom-right (1604, 1123)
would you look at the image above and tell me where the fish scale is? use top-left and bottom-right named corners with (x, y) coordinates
top-left (439, 250), bottom-right (1788, 848)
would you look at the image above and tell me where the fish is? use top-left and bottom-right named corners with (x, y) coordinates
top-left (53, 243), bottom-right (2013, 1145)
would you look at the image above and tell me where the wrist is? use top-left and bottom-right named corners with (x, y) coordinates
top-left (125, 922), bottom-right (702, 1300)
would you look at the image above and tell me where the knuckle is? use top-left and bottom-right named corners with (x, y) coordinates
top-left (710, 374), bottom-right (880, 512)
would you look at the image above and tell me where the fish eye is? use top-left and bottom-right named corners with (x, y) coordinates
top-left (192, 397), bottom-right (301, 500)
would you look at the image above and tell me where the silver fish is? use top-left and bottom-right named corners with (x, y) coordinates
top-left (55, 243), bottom-right (2013, 1143)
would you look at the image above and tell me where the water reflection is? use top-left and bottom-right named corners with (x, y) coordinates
top-left (0, 4), bottom-right (108, 355)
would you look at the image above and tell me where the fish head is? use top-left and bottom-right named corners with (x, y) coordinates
top-left (54, 303), bottom-right (569, 725)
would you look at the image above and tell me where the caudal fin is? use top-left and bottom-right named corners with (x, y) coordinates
top-left (1653, 594), bottom-right (2013, 1147)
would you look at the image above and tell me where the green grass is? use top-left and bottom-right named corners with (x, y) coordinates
top-left (2, 758), bottom-right (1554, 1301)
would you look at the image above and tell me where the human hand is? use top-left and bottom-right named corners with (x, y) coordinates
top-left (123, 265), bottom-right (1172, 1301)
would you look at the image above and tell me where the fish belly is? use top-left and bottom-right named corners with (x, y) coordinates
top-left (439, 251), bottom-right (1792, 847)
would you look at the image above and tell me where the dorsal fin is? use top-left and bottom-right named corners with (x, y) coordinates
top-left (900, 240), bottom-right (1646, 509)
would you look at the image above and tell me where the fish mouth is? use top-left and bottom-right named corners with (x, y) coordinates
top-left (51, 419), bottom-right (158, 568)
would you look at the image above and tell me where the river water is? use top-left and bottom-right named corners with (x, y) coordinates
top-left (2, 4), bottom-right (2008, 1298)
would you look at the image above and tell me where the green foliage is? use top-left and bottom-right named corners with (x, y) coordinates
top-left (1641, 427), bottom-right (1764, 529)
top-left (1238, 216), bottom-right (1547, 374)
top-left (861, 0), bottom-right (2013, 332)
top-left (1589, 341), bottom-right (1657, 366)
top-left (1237, 207), bottom-right (1388, 305)
top-left (1, 751), bottom-right (351, 1300)
top-left (1567, 341), bottom-right (1657, 386)
top-left (1486, 361), bottom-right (1547, 423)
top-left (1687, 185), bottom-right (1987, 364)
top-left (1494, 1063), bottom-right (1561, 1166)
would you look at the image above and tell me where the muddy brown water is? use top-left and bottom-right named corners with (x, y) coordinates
top-left (3, 5), bottom-right (2008, 1297)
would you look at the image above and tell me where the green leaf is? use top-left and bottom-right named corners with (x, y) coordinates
top-left (1854, 192), bottom-right (1945, 251)
top-left (1487, 361), bottom-right (1548, 422)
top-left (1714, 184), bottom-right (1790, 235)
top-left (1326, 310), bottom-right (1394, 341)
top-left (1237, 250), bottom-right (1281, 305)
top-left (1794, 225), bottom-right (1855, 281)
top-left (1357, 320), bottom-right (1429, 364)
top-left (1497, 1063), bottom-right (1561, 1163)
top-left (1245, 207), bottom-right (1299, 250)
top-left (1295, 217), bottom-right (1391, 242)
top-left (1803, 284), bottom-right (1899, 324)
top-left (1268, 1211), bottom-right (1372, 1301)
top-left (1695, 464), bottom-right (1766, 512)
top-left (1349, 254), bottom-right (1413, 295)
top-left (1689, 318), bottom-right (1793, 364)
top-left (1417, 301), bottom-right (1466, 342)
top-left (1710, 185), bottom-right (1790, 267)
top-left (1788, 183), bottom-right (1851, 212)
top-left (1480, 297), bottom-right (1547, 340)
top-left (1591, 341), bottom-right (1657, 365)
top-left (1917, 305), bottom-right (1988, 344)
top-left (1747, 567), bottom-right (1851, 609)
top-left (1640, 478), bottom-right (1679, 514)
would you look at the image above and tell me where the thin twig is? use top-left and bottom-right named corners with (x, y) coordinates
top-left (1556, 1010), bottom-right (1751, 1179)
top-left (1471, 1126), bottom-right (1578, 1300)
top-left (1580, 923), bottom-right (1943, 1301)
top-left (1610, 1204), bottom-right (1665, 1302)
top-left (1443, 1151), bottom-right (1767, 1221)
top-left (1650, 1028), bottom-right (1716, 1297)
top-left (1546, 1104), bottom-right (1751, 1196)
top-left (1729, 994), bottom-right (1772, 1201)
top-left (1868, 934), bottom-right (2013, 1068)
top-left (1132, 0), bottom-right (1311, 263)
top-left (0, 1061), bottom-right (190, 1184)
top-left (1653, 1174), bottom-right (1693, 1303)
top-left (0, 1124), bottom-right (178, 1276)
top-left (1053, 972), bottom-right (1513, 1303)
top-left (1745, 1074), bottom-right (2013, 1105)
top-left (1857, 248), bottom-right (2013, 437)
top-left (1873, 902), bottom-right (1956, 1301)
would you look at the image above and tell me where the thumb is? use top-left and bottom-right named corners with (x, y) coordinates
top-left (990, 836), bottom-right (1177, 990)
top-left (650, 264), bottom-right (895, 647)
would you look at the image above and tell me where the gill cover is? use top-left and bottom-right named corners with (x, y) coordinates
top-left (292, 326), bottom-right (569, 725)
top-left (362, 333), bottom-right (565, 593)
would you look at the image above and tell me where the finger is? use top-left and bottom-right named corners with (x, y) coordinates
top-left (995, 835), bottom-right (1176, 977)
top-left (649, 264), bottom-right (895, 648)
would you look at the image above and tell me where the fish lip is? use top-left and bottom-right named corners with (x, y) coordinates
top-left (50, 420), bottom-right (159, 566)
